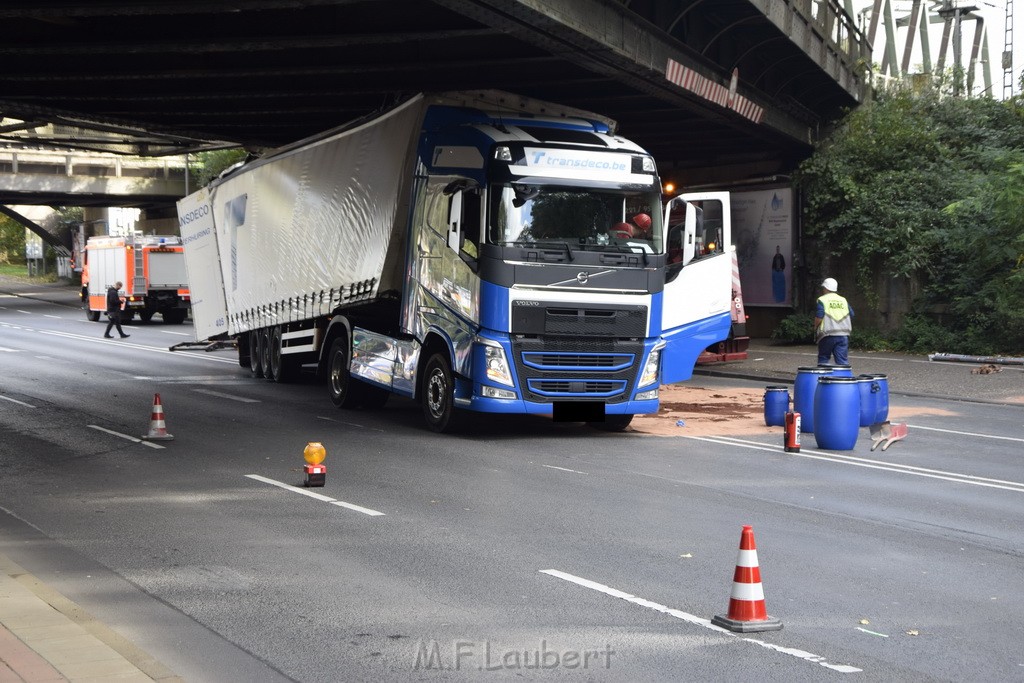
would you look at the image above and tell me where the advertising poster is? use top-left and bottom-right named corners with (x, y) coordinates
top-left (731, 187), bottom-right (794, 307)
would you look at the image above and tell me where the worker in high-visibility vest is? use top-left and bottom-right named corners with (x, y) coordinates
top-left (814, 277), bottom-right (852, 365)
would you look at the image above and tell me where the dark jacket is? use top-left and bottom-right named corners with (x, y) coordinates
top-left (105, 286), bottom-right (122, 313)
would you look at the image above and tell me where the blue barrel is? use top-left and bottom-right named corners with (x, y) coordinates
top-left (763, 386), bottom-right (790, 426)
top-left (814, 376), bottom-right (860, 450)
top-left (794, 366), bottom-right (833, 434)
top-left (819, 364), bottom-right (853, 377)
top-left (865, 373), bottom-right (890, 423)
top-left (855, 375), bottom-right (878, 427)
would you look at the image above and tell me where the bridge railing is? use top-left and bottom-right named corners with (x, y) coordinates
top-left (0, 150), bottom-right (187, 180)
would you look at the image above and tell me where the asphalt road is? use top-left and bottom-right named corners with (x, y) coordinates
top-left (2, 287), bottom-right (1024, 682)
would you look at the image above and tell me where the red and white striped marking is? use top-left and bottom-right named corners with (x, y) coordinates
top-left (665, 58), bottom-right (764, 124)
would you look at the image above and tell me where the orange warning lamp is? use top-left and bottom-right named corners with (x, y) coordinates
top-left (303, 441), bottom-right (326, 465)
top-left (303, 442), bottom-right (327, 487)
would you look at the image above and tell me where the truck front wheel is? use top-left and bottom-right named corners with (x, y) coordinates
top-left (421, 352), bottom-right (462, 433)
top-left (327, 337), bottom-right (362, 408)
top-left (83, 289), bottom-right (100, 321)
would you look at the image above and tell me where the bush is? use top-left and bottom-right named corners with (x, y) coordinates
top-left (771, 313), bottom-right (815, 344)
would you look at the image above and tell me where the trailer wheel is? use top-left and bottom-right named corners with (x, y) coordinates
top-left (421, 352), bottom-right (461, 433)
top-left (327, 336), bottom-right (363, 408)
top-left (588, 414), bottom-right (634, 432)
top-left (267, 326), bottom-right (297, 383)
top-left (249, 329), bottom-right (265, 378)
top-left (259, 328), bottom-right (272, 379)
top-left (238, 333), bottom-right (252, 369)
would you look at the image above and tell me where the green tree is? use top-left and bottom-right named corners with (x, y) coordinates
top-left (795, 86), bottom-right (1024, 354)
top-left (0, 214), bottom-right (26, 264)
top-left (188, 148), bottom-right (248, 188)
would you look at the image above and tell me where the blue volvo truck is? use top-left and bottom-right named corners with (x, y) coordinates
top-left (177, 90), bottom-right (733, 432)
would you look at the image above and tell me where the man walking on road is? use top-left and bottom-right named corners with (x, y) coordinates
top-left (103, 281), bottom-right (130, 338)
top-left (815, 277), bottom-right (851, 365)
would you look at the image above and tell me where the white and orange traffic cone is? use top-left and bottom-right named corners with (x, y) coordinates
top-left (142, 393), bottom-right (174, 441)
top-left (711, 525), bottom-right (782, 633)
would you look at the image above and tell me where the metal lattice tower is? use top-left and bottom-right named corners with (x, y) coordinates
top-left (1004, 0), bottom-right (1016, 98)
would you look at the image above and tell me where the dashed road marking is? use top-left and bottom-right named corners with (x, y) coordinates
top-left (540, 569), bottom-right (861, 674)
top-left (244, 474), bottom-right (385, 516)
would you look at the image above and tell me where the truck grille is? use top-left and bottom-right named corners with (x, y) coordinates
top-left (512, 337), bottom-right (643, 404)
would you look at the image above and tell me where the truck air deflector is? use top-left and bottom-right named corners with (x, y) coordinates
top-left (660, 311), bottom-right (732, 385)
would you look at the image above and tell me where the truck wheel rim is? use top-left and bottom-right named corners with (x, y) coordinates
top-left (427, 370), bottom-right (446, 418)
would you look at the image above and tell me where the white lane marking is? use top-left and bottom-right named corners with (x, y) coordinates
top-left (17, 310), bottom-right (32, 315)
top-left (906, 423), bottom-right (1024, 443)
top-left (691, 435), bottom-right (1024, 493)
top-left (192, 388), bottom-right (260, 403)
top-left (540, 569), bottom-right (861, 674)
top-left (244, 474), bottom-right (385, 516)
top-left (43, 315), bottom-right (61, 319)
top-left (160, 330), bottom-right (192, 336)
top-left (0, 346), bottom-right (18, 352)
top-left (38, 328), bottom-right (236, 363)
top-left (0, 395), bottom-right (36, 408)
top-left (543, 464), bottom-right (588, 475)
top-left (87, 425), bottom-right (165, 450)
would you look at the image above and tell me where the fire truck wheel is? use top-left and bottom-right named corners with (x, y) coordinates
top-left (588, 414), bottom-right (634, 432)
top-left (85, 309), bottom-right (100, 322)
top-left (163, 309), bottom-right (187, 324)
top-left (421, 352), bottom-right (462, 433)
top-left (328, 336), bottom-right (363, 408)
top-left (249, 330), bottom-right (265, 378)
top-left (139, 311), bottom-right (154, 323)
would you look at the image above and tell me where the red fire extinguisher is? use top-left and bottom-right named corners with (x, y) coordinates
top-left (784, 411), bottom-right (801, 453)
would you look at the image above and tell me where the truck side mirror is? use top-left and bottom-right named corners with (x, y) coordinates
top-left (447, 191), bottom-right (463, 251)
top-left (682, 203), bottom-right (697, 266)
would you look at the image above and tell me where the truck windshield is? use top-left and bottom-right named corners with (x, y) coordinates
top-left (488, 183), bottom-right (664, 254)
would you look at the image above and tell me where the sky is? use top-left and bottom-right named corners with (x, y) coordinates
top-left (850, 0), bottom-right (1023, 98)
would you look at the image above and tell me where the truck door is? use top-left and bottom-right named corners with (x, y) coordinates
top-left (660, 191), bottom-right (734, 384)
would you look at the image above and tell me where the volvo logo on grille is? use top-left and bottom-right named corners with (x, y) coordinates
top-left (576, 272), bottom-right (589, 284)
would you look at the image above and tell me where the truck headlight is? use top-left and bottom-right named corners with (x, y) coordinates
top-left (639, 347), bottom-right (661, 388)
top-left (480, 339), bottom-right (514, 386)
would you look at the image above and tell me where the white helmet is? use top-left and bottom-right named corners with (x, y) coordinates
top-left (821, 277), bottom-right (838, 292)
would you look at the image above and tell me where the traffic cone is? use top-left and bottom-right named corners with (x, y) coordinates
top-left (143, 393), bottom-right (174, 441)
top-left (711, 525), bottom-right (782, 632)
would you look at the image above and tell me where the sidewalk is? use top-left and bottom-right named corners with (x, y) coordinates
top-left (0, 554), bottom-right (177, 682)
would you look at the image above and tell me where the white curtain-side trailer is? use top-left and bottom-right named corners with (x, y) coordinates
top-left (177, 91), bottom-right (733, 432)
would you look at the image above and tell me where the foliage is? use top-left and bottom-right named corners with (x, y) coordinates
top-left (188, 148), bottom-right (248, 188)
top-left (0, 214), bottom-right (25, 264)
top-left (771, 313), bottom-right (815, 344)
top-left (795, 85), bottom-right (1024, 353)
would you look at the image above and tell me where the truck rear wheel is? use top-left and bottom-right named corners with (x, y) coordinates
top-left (249, 330), bottom-right (265, 378)
top-left (421, 352), bottom-right (462, 433)
top-left (82, 289), bottom-right (100, 321)
top-left (259, 329), bottom-right (272, 378)
top-left (139, 311), bottom-right (154, 323)
top-left (163, 309), bottom-right (187, 324)
top-left (328, 336), bottom-right (363, 408)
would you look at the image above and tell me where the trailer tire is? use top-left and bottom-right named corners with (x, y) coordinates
top-left (267, 326), bottom-right (297, 383)
top-left (238, 333), bottom-right (252, 369)
top-left (327, 336), bottom-right (363, 408)
top-left (259, 329), bottom-right (272, 379)
top-left (588, 414), bottom-right (634, 432)
top-left (421, 352), bottom-right (462, 433)
top-left (249, 329), bottom-right (265, 378)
